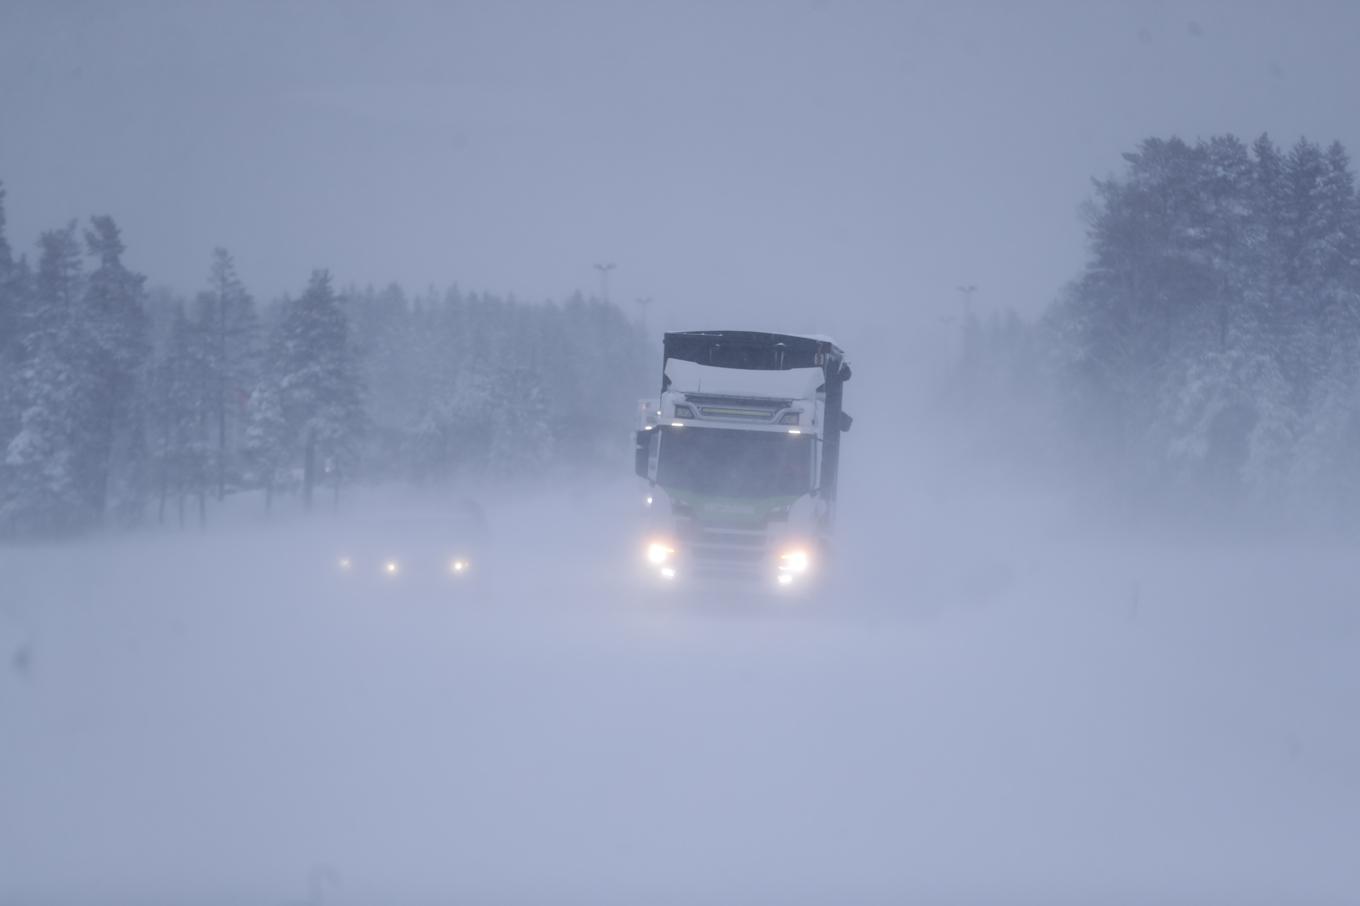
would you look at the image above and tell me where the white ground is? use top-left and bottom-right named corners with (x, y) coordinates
top-left (2, 476), bottom-right (1358, 904)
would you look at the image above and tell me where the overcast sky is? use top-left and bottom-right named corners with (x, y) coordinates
top-left (2, 0), bottom-right (1358, 340)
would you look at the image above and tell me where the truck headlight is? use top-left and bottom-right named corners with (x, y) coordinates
top-left (779, 548), bottom-right (810, 574)
top-left (646, 541), bottom-right (675, 565)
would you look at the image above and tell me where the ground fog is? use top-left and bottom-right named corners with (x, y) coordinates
top-left (3, 458), bottom-right (1357, 905)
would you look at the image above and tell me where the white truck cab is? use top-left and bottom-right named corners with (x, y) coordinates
top-left (635, 331), bottom-right (851, 588)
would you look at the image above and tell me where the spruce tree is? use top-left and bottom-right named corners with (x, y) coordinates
top-left (242, 378), bottom-right (290, 510)
top-left (273, 271), bottom-right (365, 509)
top-left (153, 304), bottom-right (212, 527)
top-left (0, 182), bottom-right (16, 363)
top-left (79, 216), bottom-right (150, 521)
top-left (0, 183), bottom-right (28, 496)
top-left (2, 225), bottom-right (87, 534)
top-left (194, 248), bottom-right (259, 501)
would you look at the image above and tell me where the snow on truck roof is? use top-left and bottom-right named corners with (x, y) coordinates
top-left (663, 359), bottom-right (824, 399)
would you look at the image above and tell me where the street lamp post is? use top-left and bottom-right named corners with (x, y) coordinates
top-left (595, 262), bottom-right (616, 304)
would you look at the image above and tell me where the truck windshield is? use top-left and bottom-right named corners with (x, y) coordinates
top-left (657, 427), bottom-right (813, 498)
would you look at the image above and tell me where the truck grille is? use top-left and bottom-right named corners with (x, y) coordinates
top-left (678, 522), bottom-right (769, 567)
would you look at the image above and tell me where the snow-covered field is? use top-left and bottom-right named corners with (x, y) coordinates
top-left (2, 477), bottom-right (1358, 904)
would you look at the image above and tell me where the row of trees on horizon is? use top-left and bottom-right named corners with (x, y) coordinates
top-left (0, 183), bottom-right (649, 538)
top-left (10, 131), bottom-right (1359, 536)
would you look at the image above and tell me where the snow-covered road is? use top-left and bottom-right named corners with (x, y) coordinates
top-left (2, 485), bottom-right (1357, 904)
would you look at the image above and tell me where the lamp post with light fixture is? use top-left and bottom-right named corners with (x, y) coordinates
top-left (595, 262), bottom-right (615, 304)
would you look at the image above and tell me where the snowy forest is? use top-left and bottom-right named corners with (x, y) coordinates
top-left (960, 133), bottom-right (1360, 519)
top-left (7, 132), bottom-right (1360, 537)
top-left (0, 183), bottom-right (649, 538)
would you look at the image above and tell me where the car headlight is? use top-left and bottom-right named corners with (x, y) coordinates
top-left (778, 548), bottom-right (810, 574)
top-left (338, 556), bottom-right (353, 571)
top-left (383, 559), bottom-right (400, 576)
top-left (646, 541), bottom-right (675, 566)
top-left (450, 558), bottom-right (469, 574)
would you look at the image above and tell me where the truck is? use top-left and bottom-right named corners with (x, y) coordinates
top-left (634, 330), bottom-right (852, 589)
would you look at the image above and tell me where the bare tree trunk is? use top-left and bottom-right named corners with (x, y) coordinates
top-left (217, 393), bottom-right (227, 502)
top-left (158, 382), bottom-right (171, 526)
top-left (217, 297), bottom-right (227, 502)
top-left (157, 459), bottom-right (168, 525)
top-left (303, 429), bottom-right (316, 512)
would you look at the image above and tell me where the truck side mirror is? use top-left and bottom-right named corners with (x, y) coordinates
top-left (840, 411), bottom-right (853, 432)
top-left (635, 430), bottom-right (654, 479)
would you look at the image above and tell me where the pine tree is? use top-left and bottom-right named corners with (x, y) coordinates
top-left (0, 183), bottom-right (29, 492)
top-left (150, 304), bottom-right (212, 527)
top-left (1287, 142), bottom-right (1360, 510)
top-left (272, 271), bottom-right (365, 509)
top-left (194, 248), bottom-right (259, 501)
top-left (2, 225), bottom-right (87, 534)
top-left (241, 377), bottom-right (290, 511)
top-left (79, 216), bottom-right (150, 522)
top-left (0, 182), bottom-right (16, 364)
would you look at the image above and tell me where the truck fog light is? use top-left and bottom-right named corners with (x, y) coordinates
top-left (779, 549), bottom-right (810, 574)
